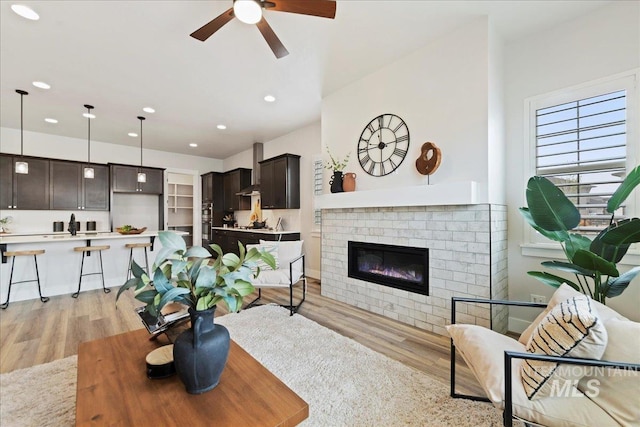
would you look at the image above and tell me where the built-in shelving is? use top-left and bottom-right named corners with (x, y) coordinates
top-left (167, 172), bottom-right (194, 246)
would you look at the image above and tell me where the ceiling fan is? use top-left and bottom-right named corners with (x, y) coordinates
top-left (190, 0), bottom-right (336, 58)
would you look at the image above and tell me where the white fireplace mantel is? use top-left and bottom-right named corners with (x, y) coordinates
top-left (314, 181), bottom-right (479, 209)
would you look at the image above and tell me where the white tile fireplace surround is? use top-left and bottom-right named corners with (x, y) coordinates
top-left (321, 204), bottom-right (508, 336)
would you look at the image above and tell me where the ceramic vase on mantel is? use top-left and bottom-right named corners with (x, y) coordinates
top-left (342, 172), bottom-right (356, 192)
top-left (173, 306), bottom-right (230, 394)
top-left (330, 171), bottom-right (344, 193)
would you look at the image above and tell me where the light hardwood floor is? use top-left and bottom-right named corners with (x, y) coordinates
top-left (0, 278), bottom-right (485, 396)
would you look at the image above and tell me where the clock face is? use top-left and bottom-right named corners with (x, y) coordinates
top-left (357, 114), bottom-right (409, 176)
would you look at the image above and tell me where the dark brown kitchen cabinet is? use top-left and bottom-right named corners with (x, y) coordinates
top-left (223, 168), bottom-right (251, 211)
top-left (0, 154), bottom-right (49, 210)
top-left (211, 229), bottom-right (300, 255)
top-left (111, 164), bottom-right (164, 194)
top-left (50, 160), bottom-right (109, 210)
top-left (259, 154), bottom-right (300, 209)
top-left (0, 155), bottom-right (14, 210)
top-left (202, 173), bottom-right (214, 203)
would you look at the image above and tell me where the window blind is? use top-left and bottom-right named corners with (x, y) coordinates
top-left (535, 90), bottom-right (627, 232)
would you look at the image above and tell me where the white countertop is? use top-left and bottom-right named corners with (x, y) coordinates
top-left (0, 230), bottom-right (182, 245)
top-left (211, 227), bottom-right (299, 235)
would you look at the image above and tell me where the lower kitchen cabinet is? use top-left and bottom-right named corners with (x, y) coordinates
top-left (210, 229), bottom-right (300, 256)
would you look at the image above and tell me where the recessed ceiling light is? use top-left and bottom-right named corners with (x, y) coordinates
top-left (143, 107), bottom-right (155, 113)
top-left (264, 95), bottom-right (276, 103)
top-left (128, 132), bottom-right (138, 137)
top-left (189, 143), bottom-right (198, 148)
top-left (82, 113), bottom-right (96, 119)
top-left (11, 4), bottom-right (39, 20)
top-left (44, 118), bottom-right (58, 124)
top-left (32, 81), bottom-right (50, 89)
top-left (217, 124), bottom-right (227, 130)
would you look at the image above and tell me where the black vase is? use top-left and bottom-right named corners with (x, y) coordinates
top-left (330, 171), bottom-right (344, 193)
top-left (173, 306), bottom-right (230, 394)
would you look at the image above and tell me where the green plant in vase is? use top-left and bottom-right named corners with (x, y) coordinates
top-left (116, 230), bottom-right (276, 394)
top-left (519, 165), bottom-right (640, 304)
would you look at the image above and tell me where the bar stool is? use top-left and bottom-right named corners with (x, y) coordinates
top-left (125, 242), bottom-right (152, 280)
top-left (73, 245), bottom-right (110, 298)
top-left (1, 249), bottom-right (49, 309)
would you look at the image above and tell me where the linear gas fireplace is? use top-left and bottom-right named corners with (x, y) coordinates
top-left (348, 241), bottom-right (429, 295)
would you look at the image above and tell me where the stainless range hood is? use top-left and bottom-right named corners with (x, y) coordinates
top-left (237, 142), bottom-right (263, 196)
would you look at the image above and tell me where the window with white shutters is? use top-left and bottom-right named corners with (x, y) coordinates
top-left (535, 90), bottom-right (627, 233)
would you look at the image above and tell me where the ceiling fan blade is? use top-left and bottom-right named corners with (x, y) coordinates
top-left (256, 18), bottom-right (289, 59)
top-left (268, 0), bottom-right (336, 19)
top-left (190, 7), bottom-right (235, 41)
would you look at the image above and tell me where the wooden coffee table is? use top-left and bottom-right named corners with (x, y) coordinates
top-left (76, 328), bottom-right (308, 426)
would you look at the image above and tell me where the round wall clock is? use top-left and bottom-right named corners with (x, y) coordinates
top-left (357, 113), bottom-right (409, 176)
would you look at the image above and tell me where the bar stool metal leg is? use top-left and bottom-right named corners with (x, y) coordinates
top-left (0, 256), bottom-right (17, 309)
top-left (72, 251), bottom-right (86, 299)
top-left (73, 245), bottom-right (111, 298)
top-left (99, 249), bottom-right (110, 294)
top-left (33, 254), bottom-right (49, 303)
top-left (1, 251), bottom-right (49, 309)
top-left (126, 243), bottom-right (151, 280)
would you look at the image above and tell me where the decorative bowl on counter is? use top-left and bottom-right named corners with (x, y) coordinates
top-left (117, 226), bottom-right (147, 235)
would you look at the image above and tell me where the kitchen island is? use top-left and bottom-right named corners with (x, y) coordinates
top-left (0, 230), bottom-right (186, 303)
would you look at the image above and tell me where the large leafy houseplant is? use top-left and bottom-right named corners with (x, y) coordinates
top-left (116, 231), bottom-right (276, 315)
top-left (520, 165), bottom-right (640, 304)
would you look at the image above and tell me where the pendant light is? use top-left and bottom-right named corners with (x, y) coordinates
top-left (15, 89), bottom-right (29, 174)
top-left (83, 104), bottom-right (95, 179)
top-left (137, 116), bottom-right (146, 183)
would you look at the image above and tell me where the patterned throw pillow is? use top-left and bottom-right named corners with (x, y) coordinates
top-left (521, 295), bottom-right (608, 400)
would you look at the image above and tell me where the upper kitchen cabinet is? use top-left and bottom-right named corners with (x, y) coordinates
top-left (259, 154), bottom-right (300, 209)
top-left (202, 172), bottom-right (214, 203)
top-left (223, 168), bottom-right (251, 211)
top-left (0, 154), bottom-right (49, 210)
top-left (50, 160), bottom-right (109, 210)
top-left (111, 164), bottom-right (164, 194)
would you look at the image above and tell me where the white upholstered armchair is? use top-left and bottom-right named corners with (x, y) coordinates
top-left (245, 240), bottom-right (306, 316)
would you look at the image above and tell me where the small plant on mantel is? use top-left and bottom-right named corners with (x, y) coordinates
top-left (324, 145), bottom-right (350, 172)
top-left (519, 165), bottom-right (640, 304)
top-left (116, 231), bottom-right (276, 315)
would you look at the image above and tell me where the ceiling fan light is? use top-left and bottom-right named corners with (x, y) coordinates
top-left (234, 0), bottom-right (262, 24)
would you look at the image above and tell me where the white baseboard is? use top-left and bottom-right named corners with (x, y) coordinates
top-left (305, 268), bottom-right (320, 280)
top-left (508, 317), bottom-right (532, 335)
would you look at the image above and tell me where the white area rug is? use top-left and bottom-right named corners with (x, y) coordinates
top-left (0, 305), bottom-right (502, 426)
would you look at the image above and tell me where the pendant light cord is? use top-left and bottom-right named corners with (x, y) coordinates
top-left (16, 89), bottom-right (28, 157)
top-left (138, 116), bottom-right (145, 170)
top-left (87, 106), bottom-right (91, 165)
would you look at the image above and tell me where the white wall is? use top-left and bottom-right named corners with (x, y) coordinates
top-left (321, 17), bottom-right (492, 203)
top-left (505, 1), bottom-right (640, 325)
top-left (221, 122), bottom-right (322, 278)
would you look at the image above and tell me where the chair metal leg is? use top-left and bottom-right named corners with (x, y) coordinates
top-left (0, 256), bottom-right (17, 309)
